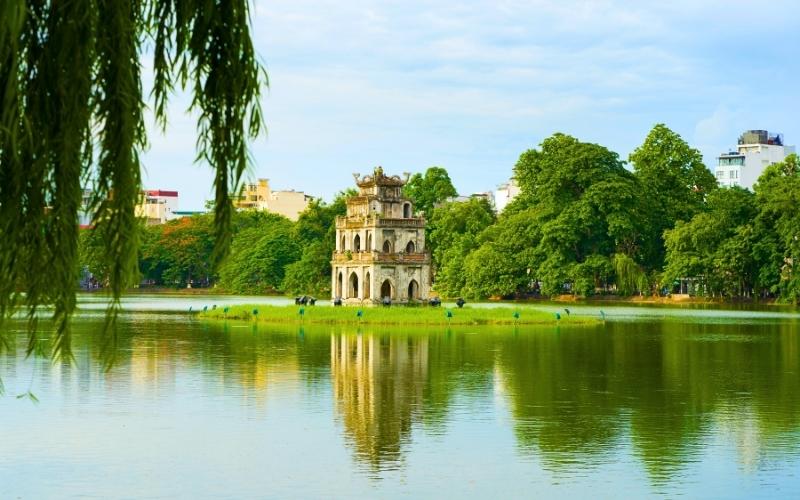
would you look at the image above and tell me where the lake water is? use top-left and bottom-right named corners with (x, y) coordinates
top-left (2, 295), bottom-right (799, 498)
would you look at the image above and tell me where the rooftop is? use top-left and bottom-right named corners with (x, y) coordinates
top-left (738, 130), bottom-right (784, 146)
top-left (353, 166), bottom-right (410, 188)
top-left (144, 189), bottom-right (178, 198)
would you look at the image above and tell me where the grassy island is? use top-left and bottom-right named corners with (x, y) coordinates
top-left (196, 304), bottom-right (599, 326)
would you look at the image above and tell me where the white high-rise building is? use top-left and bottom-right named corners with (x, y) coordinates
top-left (714, 130), bottom-right (795, 190)
top-left (495, 178), bottom-right (520, 213)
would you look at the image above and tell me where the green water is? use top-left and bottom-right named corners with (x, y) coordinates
top-left (1, 296), bottom-right (799, 498)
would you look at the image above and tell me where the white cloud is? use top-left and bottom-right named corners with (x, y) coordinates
top-left (139, 0), bottom-right (800, 207)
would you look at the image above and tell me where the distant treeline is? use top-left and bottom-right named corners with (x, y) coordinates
top-left (80, 124), bottom-right (800, 303)
top-left (80, 191), bottom-right (352, 296)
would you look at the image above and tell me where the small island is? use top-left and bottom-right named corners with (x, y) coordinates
top-left (196, 304), bottom-right (598, 326)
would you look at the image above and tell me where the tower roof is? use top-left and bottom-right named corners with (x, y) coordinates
top-left (352, 166), bottom-right (410, 188)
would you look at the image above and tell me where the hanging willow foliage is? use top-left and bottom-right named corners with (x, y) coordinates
top-left (612, 253), bottom-right (649, 296)
top-left (0, 0), bottom-right (266, 362)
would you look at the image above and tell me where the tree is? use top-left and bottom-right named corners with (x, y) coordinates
top-left (612, 253), bottom-right (648, 296)
top-left (427, 198), bottom-right (496, 297)
top-left (629, 124), bottom-right (716, 269)
top-left (219, 215), bottom-right (300, 294)
top-left (403, 166), bottom-right (458, 216)
top-left (459, 206), bottom-right (542, 298)
top-left (1, 1), bottom-right (266, 360)
top-left (282, 191), bottom-right (352, 295)
top-left (139, 214), bottom-right (216, 288)
top-left (282, 242), bottom-right (334, 296)
top-left (662, 187), bottom-right (758, 298)
top-left (753, 154), bottom-right (800, 302)
top-left (508, 133), bottom-right (644, 296)
top-left (462, 244), bottom-right (521, 298)
top-left (79, 228), bottom-right (110, 285)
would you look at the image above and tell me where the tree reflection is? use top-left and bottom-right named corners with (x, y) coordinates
top-left (495, 326), bottom-right (625, 470)
top-left (2, 314), bottom-right (799, 487)
top-left (495, 321), bottom-right (800, 482)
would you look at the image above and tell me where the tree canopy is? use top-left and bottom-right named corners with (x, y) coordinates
top-left (424, 127), bottom-right (800, 302)
top-left (629, 123), bottom-right (717, 268)
top-left (0, 1), bottom-right (266, 360)
top-left (427, 197), bottom-right (496, 297)
top-left (491, 133), bottom-right (644, 297)
top-left (403, 166), bottom-right (458, 216)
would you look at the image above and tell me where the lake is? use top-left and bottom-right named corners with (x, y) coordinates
top-left (2, 295), bottom-right (799, 498)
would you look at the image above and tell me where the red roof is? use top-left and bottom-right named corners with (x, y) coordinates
top-left (144, 190), bottom-right (178, 197)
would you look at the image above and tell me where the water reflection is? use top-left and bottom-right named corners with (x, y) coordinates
top-left (2, 313), bottom-right (800, 496)
top-left (330, 332), bottom-right (428, 470)
top-left (496, 321), bottom-right (800, 482)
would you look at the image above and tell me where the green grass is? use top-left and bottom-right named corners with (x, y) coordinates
top-left (196, 304), bottom-right (599, 326)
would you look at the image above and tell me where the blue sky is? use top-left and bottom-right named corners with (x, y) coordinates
top-left (141, 0), bottom-right (800, 210)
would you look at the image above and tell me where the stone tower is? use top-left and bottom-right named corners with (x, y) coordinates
top-left (331, 167), bottom-right (431, 304)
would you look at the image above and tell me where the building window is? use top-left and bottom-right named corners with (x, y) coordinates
top-left (716, 171), bottom-right (724, 179)
top-left (729, 170), bottom-right (738, 179)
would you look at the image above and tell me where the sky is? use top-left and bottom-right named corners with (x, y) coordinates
top-left (141, 0), bottom-right (800, 210)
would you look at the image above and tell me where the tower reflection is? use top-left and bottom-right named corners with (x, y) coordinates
top-left (330, 332), bottom-right (429, 470)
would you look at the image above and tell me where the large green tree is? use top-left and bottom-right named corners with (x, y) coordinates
top-left (0, 1), bottom-right (266, 359)
top-left (510, 133), bottom-right (644, 296)
top-left (403, 166), bottom-right (458, 217)
top-left (427, 198), bottom-right (496, 297)
top-left (662, 187), bottom-right (758, 298)
top-left (753, 154), bottom-right (800, 302)
top-left (219, 214), bottom-right (300, 294)
top-left (629, 124), bottom-right (716, 269)
top-left (139, 214), bottom-right (216, 288)
top-left (657, 154), bottom-right (800, 302)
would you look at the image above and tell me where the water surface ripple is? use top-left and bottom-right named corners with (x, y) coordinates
top-left (1, 296), bottom-right (799, 498)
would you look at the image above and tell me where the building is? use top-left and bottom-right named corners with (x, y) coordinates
top-left (714, 130), bottom-right (795, 189)
top-left (445, 191), bottom-right (495, 206)
top-left (233, 178), bottom-right (312, 221)
top-left (79, 189), bottom-right (93, 228)
top-left (80, 188), bottom-right (184, 227)
top-left (331, 167), bottom-right (432, 304)
top-left (136, 190), bottom-right (180, 225)
top-left (495, 178), bottom-right (520, 213)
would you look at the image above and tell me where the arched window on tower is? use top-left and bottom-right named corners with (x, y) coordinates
top-left (403, 203), bottom-right (411, 218)
top-left (381, 279), bottom-right (393, 299)
top-left (349, 272), bottom-right (359, 298)
top-left (408, 279), bottom-right (419, 300)
top-left (353, 234), bottom-right (361, 252)
top-left (405, 240), bottom-right (415, 253)
top-left (382, 240), bottom-right (392, 253)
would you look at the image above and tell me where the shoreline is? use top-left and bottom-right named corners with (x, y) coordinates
top-left (82, 288), bottom-right (789, 306)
